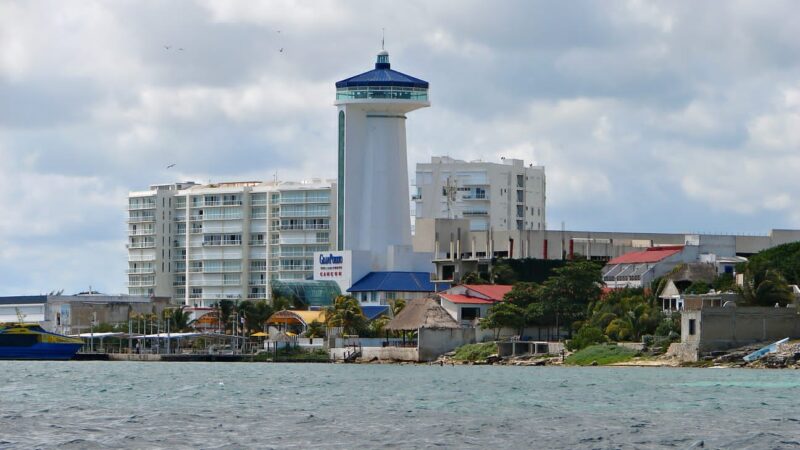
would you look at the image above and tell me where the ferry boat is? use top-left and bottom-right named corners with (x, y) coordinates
top-left (0, 323), bottom-right (84, 360)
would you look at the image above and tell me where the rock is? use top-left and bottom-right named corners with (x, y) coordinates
top-left (590, 360), bottom-right (599, 366)
top-left (485, 354), bottom-right (503, 364)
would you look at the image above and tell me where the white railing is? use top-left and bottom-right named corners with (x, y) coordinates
top-left (126, 268), bottom-right (155, 274)
top-left (128, 229), bottom-right (155, 236)
top-left (129, 255), bottom-right (156, 262)
top-left (127, 216), bottom-right (155, 223)
top-left (127, 243), bottom-right (155, 249)
top-left (202, 240), bottom-right (242, 246)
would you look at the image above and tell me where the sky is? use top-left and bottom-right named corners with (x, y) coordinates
top-left (1, 0), bottom-right (799, 295)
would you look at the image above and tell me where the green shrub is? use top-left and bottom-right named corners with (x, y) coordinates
top-left (452, 342), bottom-right (498, 361)
top-left (566, 325), bottom-right (607, 351)
top-left (564, 344), bottom-right (637, 366)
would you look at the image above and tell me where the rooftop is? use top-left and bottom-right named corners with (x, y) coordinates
top-left (462, 285), bottom-right (513, 301)
top-left (336, 51), bottom-right (428, 89)
top-left (608, 246), bottom-right (684, 265)
top-left (348, 272), bottom-right (446, 293)
top-left (439, 293), bottom-right (496, 305)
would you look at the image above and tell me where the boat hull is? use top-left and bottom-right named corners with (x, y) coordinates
top-left (0, 342), bottom-right (82, 360)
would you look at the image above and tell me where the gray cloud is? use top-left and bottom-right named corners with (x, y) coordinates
top-left (1, 0), bottom-right (799, 295)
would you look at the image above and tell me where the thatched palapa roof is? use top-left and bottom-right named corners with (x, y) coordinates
top-left (385, 298), bottom-right (460, 331)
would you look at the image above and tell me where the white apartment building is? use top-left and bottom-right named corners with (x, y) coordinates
top-left (127, 179), bottom-right (337, 307)
top-left (414, 156), bottom-right (546, 232)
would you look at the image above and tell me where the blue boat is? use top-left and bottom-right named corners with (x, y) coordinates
top-left (0, 323), bottom-right (84, 360)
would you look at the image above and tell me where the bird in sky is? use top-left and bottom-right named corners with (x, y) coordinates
top-left (164, 45), bottom-right (171, 50)
top-left (279, 48), bottom-right (284, 53)
top-left (166, 164), bottom-right (176, 169)
top-left (178, 48), bottom-right (184, 51)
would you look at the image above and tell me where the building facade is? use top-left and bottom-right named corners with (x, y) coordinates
top-left (127, 179), bottom-right (337, 307)
top-left (414, 156), bottom-right (546, 232)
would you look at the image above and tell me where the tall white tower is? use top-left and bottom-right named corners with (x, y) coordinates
top-left (335, 50), bottom-right (429, 270)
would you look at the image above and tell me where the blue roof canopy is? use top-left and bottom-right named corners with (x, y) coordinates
top-left (347, 272), bottom-right (447, 293)
top-left (361, 305), bottom-right (390, 321)
top-left (0, 295), bottom-right (48, 306)
top-left (336, 52), bottom-right (428, 89)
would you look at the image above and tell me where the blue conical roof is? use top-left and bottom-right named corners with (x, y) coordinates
top-left (335, 52), bottom-right (428, 89)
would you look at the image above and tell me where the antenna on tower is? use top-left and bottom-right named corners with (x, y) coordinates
top-left (382, 28), bottom-right (385, 50)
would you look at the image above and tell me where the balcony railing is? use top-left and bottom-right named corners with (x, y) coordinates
top-left (202, 240), bottom-right (242, 246)
top-left (251, 214), bottom-right (268, 220)
top-left (279, 265), bottom-right (313, 271)
top-left (128, 203), bottom-right (156, 210)
top-left (251, 200), bottom-right (268, 206)
top-left (127, 216), bottom-right (155, 223)
top-left (248, 280), bottom-right (267, 286)
top-left (128, 229), bottom-right (155, 236)
top-left (127, 243), bottom-right (156, 249)
top-left (202, 267), bottom-right (242, 273)
top-left (129, 255), bottom-right (156, 262)
top-left (270, 224), bottom-right (330, 231)
top-left (128, 280), bottom-right (156, 287)
top-left (126, 268), bottom-right (155, 274)
top-left (336, 86), bottom-right (428, 101)
top-left (462, 211), bottom-right (488, 216)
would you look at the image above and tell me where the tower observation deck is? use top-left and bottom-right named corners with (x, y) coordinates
top-left (335, 51), bottom-right (430, 270)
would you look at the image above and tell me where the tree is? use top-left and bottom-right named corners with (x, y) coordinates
top-left (740, 269), bottom-right (794, 307)
top-left (240, 300), bottom-right (273, 335)
top-left (491, 261), bottom-right (517, 285)
top-left (461, 271), bottom-right (489, 284)
top-left (538, 261), bottom-right (603, 337)
top-left (684, 281), bottom-right (711, 295)
top-left (324, 295), bottom-right (366, 335)
top-left (566, 325), bottom-right (607, 351)
top-left (166, 306), bottom-right (192, 331)
top-left (305, 320), bottom-right (326, 338)
top-left (389, 299), bottom-right (407, 317)
top-left (217, 300), bottom-right (235, 333)
top-left (480, 302), bottom-right (526, 338)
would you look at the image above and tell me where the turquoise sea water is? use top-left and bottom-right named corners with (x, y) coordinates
top-left (1, 362), bottom-right (799, 449)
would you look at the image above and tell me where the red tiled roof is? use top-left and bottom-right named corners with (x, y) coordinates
top-left (440, 293), bottom-right (497, 305)
top-left (463, 284), bottom-right (513, 301)
top-left (608, 246), bottom-right (684, 265)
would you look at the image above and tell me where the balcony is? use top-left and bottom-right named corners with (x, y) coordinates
top-left (462, 211), bottom-right (488, 216)
top-left (129, 255), bottom-right (156, 262)
top-left (128, 203), bottom-right (156, 210)
top-left (251, 199), bottom-right (268, 207)
top-left (128, 229), bottom-right (155, 236)
top-left (430, 272), bottom-right (455, 283)
top-left (411, 194), bottom-right (422, 201)
top-left (128, 280), bottom-right (156, 287)
top-left (336, 86), bottom-right (428, 101)
top-left (270, 224), bottom-right (330, 231)
top-left (127, 242), bottom-right (156, 249)
top-left (279, 265), bottom-right (313, 272)
top-left (127, 216), bottom-right (155, 223)
top-left (203, 267), bottom-right (242, 273)
top-left (126, 268), bottom-right (155, 274)
top-left (249, 241), bottom-right (266, 246)
top-left (251, 214), bottom-right (268, 220)
top-left (249, 266), bottom-right (267, 273)
top-left (202, 240), bottom-right (242, 247)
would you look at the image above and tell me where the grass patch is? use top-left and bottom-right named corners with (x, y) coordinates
top-left (565, 344), bottom-right (637, 366)
top-left (452, 342), bottom-right (497, 361)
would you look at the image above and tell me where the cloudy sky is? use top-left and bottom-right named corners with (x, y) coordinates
top-left (1, 1), bottom-right (799, 295)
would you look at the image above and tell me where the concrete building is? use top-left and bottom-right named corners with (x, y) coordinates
top-left (0, 294), bottom-right (171, 335)
top-left (414, 156), bottom-right (546, 232)
top-left (334, 49), bottom-right (430, 272)
top-left (415, 219), bottom-right (800, 285)
top-left (670, 306), bottom-right (800, 361)
top-left (127, 179), bottom-right (337, 307)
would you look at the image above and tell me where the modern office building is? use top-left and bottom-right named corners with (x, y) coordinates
top-left (127, 179), bottom-right (338, 307)
top-left (414, 156), bottom-right (546, 232)
top-left (334, 49), bottom-right (430, 271)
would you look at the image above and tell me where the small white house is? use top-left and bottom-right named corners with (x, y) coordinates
top-left (437, 285), bottom-right (512, 326)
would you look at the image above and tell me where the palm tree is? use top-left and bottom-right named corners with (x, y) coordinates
top-left (324, 295), bottom-right (366, 335)
top-left (166, 306), bottom-right (192, 331)
top-left (389, 299), bottom-right (407, 317)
